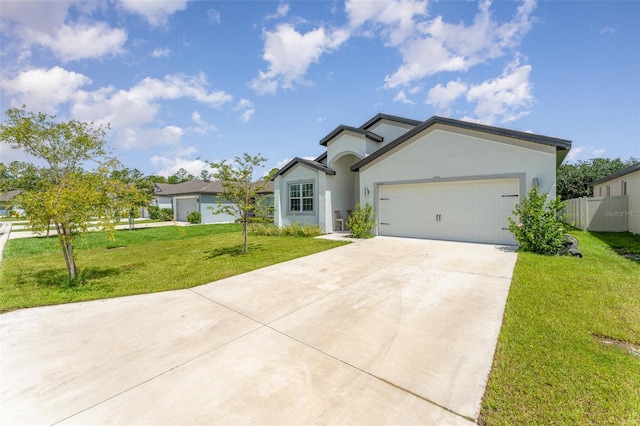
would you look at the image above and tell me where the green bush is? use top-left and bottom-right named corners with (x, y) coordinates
top-left (249, 223), bottom-right (322, 237)
top-left (346, 202), bottom-right (376, 238)
top-left (186, 211), bottom-right (201, 224)
top-left (160, 208), bottom-right (173, 221)
top-left (508, 186), bottom-right (566, 255)
top-left (148, 206), bottom-right (160, 220)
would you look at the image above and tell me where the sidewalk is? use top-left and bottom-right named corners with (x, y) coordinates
top-left (5, 220), bottom-right (183, 240)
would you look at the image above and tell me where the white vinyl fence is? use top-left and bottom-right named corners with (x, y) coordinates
top-left (564, 196), bottom-right (628, 232)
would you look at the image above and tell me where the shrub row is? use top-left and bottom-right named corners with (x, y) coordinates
top-left (249, 223), bottom-right (323, 237)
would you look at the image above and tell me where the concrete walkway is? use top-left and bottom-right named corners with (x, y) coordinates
top-left (0, 237), bottom-right (517, 425)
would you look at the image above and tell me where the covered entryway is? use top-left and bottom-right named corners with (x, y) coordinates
top-left (378, 178), bottom-right (520, 244)
top-left (175, 197), bottom-right (198, 222)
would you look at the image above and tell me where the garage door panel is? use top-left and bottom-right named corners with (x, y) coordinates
top-left (379, 179), bottom-right (519, 245)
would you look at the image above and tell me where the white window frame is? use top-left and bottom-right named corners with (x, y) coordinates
top-left (288, 181), bottom-right (314, 214)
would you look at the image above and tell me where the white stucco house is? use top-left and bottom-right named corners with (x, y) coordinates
top-left (274, 113), bottom-right (572, 245)
top-left (591, 163), bottom-right (640, 234)
top-left (154, 180), bottom-right (274, 224)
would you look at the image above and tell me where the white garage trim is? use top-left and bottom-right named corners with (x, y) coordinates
top-left (375, 174), bottom-right (524, 245)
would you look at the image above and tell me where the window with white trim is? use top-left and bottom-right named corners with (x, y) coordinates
top-left (289, 182), bottom-right (314, 213)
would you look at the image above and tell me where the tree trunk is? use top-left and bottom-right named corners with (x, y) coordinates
top-left (242, 214), bottom-right (248, 254)
top-left (55, 222), bottom-right (77, 281)
top-left (129, 209), bottom-right (134, 230)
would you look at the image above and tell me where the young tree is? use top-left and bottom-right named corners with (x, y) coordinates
top-left (0, 107), bottom-right (121, 283)
top-left (209, 153), bottom-right (274, 254)
top-left (111, 168), bottom-right (154, 230)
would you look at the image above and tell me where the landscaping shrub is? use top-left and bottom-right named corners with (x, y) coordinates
top-left (508, 186), bottom-right (566, 255)
top-left (148, 206), bottom-right (160, 220)
top-left (346, 202), bottom-right (376, 238)
top-left (160, 208), bottom-right (173, 221)
top-left (249, 223), bottom-right (322, 237)
top-left (186, 211), bottom-right (201, 224)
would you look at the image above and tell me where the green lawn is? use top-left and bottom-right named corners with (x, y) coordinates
top-left (0, 224), bottom-right (347, 313)
top-left (481, 230), bottom-right (640, 425)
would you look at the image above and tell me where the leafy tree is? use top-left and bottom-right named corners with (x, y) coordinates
top-left (147, 175), bottom-right (167, 183)
top-left (209, 153), bottom-right (274, 254)
top-left (0, 107), bottom-right (121, 283)
top-left (508, 186), bottom-right (566, 255)
top-left (111, 168), bottom-right (154, 230)
top-left (0, 161), bottom-right (40, 192)
top-left (557, 157), bottom-right (638, 200)
top-left (199, 169), bottom-right (211, 182)
top-left (167, 167), bottom-right (194, 184)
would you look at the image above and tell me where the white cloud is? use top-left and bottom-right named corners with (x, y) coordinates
top-left (346, 0), bottom-right (427, 46)
top-left (0, 0), bottom-right (127, 63)
top-left (600, 26), bottom-right (615, 35)
top-left (566, 146), bottom-right (606, 162)
top-left (383, 0), bottom-right (536, 88)
top-left (426, 80), bottom-right (468, 110)
top-left (118, 0), bottom-right (189, 27)
top-left (35, 22), bottom-right (127, 62)
top-left (190, 111), bottom-right (218, 134)
top-left (0, 66), bottom-right (92, 114)
top-left (150, 156), bottom-right (214, 177)
top-left (69, 73), bottom-right (233, 148)
top-left (251, 23), bottom-right (350, 94)
top-left (151, 47), bottom-right (172, 58)
top-left (265, 3), bottom-right (290, 20)
top-left (465, 61), bottom-right (534, 124)
top-left (234, 99), bottom-right (255, 122)
top-left (207, 9), bottom-right (221, 24)
top-left (393, 91), bottom-right (415, 105)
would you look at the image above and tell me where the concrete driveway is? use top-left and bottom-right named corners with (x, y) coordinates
top-left (0, 237), bottom-right (516, 425)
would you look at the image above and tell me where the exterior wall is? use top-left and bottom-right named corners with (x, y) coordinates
top-left (200, 195), bottom-right (237, 223)
top-left (366, 119), bottom-right (416, 150)
top-left (326, 132), bottom-right (367, 167)
top-left (326, 154), bottom-right (360, 229)
top-left (275, 164), bottom-right (322, 229)
top-left (592, 170), bottom-right (640, 234)
top-left (358, 127), bottom-right (557, 232)
top-left (156, 195), bottom-right (172, 210)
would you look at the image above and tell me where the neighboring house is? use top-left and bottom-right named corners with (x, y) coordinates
top-left (590, 163), bottom-right (640, 234)
top-left (0, 190), bottom-right (22, 216)
top-left (153, 179), bottom-right (274, 223)
top-left (274, 113), bottom-right (572, 245)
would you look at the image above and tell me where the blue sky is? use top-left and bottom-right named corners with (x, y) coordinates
top-left (1, 0), bottom-right (638, 178)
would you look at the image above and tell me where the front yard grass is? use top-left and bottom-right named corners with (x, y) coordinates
top-left (0, 224), bottom-right (347, 313)
top-left (481, 230), bottom-right (640, 425)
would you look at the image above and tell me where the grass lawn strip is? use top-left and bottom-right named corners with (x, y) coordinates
top-left (481, 231), bottom-right (640, 425)
top-left (0, 224), bottom-right (347, 313)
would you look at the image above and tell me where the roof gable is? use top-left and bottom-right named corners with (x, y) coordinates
top-left (273, 157), bottom-right (336, 178)
top-left (319, 125), bottom-right (383, 146)
top-left (352, 116), bottom-right (572, 171)
top-left (359, 113), bottom-right (422, 130)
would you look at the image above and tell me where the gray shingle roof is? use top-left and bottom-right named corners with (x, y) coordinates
top-left (154, 179), bottom-right (273, 195)
top-left (0, 189), bottom-right (21, 202)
